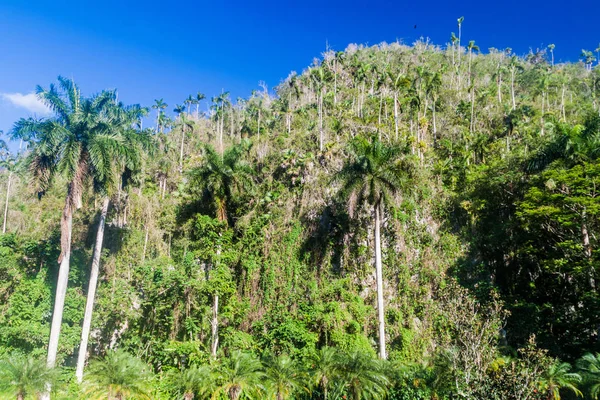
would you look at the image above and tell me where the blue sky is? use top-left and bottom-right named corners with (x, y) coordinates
top-left (1, 0), bottom-right (599, 140)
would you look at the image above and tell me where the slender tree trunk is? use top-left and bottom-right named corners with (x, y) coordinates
top-left (374, 203), bottom-right (387, 360)
top-left (2, 172), bottom-right (11, 234)
top-left (334, 59), bottom-right (338, 105)
top-left (319, 88), bottom-right (324, 151)
top-left (179, 126), bottom-right (185, 172)
top-left (257, 109), bottom-right (261, 140)
top-left (394, 92), bottom-right (399, 141)
top-left (468, 49), bottom-right (472, 86)
top-left (42, 204), bottom-right (73, 400)
top-left (541, 92), bottom-right (545, 136)
top-left (582, 209), bottom-right (595, 289)
top-left (561, 84), bottom-right (566, 121)
top-left (142, 223), bottom-right (149, 263)
top-left (511, 69), bottom-right (516, 110)
top-left (75, 198), bottom-right (109, 383)
top-left (432, 98), bottom-right (437, 144)
top-left (210, 293), bottom-right (219, 357)
top-left (498, 73), bottom-right (502, 104)
top-left (470, 86), bottom-right (475, 133)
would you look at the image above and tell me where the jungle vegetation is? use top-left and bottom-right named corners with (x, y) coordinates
top-left (1, 18), bottom-right (600, 399)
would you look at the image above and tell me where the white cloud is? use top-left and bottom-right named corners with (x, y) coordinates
top-left (1, 92), bottom-right (51, 115)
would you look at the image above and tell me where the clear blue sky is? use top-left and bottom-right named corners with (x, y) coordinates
top-left (1, 0), bottom-right (598, 139)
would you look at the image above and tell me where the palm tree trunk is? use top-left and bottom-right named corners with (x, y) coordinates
top-left (210, 294), bottom-right (219, 357)
top-left (394, 92), bottom-right (399, 141)
top-left (511, 69), bottom-right (516, 111)
top-left (498, 74), bottom-right (502, 104)
top-left (2, 172), bottom-right (12, 234)
top-left (561, 84), bottom-right (566, 121)
top-left (470, 86), bottom-right (475, 133)
top-left (374, 203), bottom-right (387, 360)
top-left (179, 127), bottom-right (185, 172)
top-left (257, 109), bottom-right (261, 140)
top-left (76, 197), bottom-right (109, 383)
top-left (319, 88), bottom-right (324, 151)
top-left (42, 203), bottom-right (74, 400)
top-left (541, 92), bottom-right (545, 136)
top-left (432, 98), bottom-right (437, 144)
top-left (142, 222), bottom-right (149, 262)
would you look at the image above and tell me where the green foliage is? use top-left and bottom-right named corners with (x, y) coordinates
top-left (0, 353), bottom-right (57, 399)
top-left (83, 349), bottom-right (153, 400)
top-left (3, 34), bottom-right (600, 398)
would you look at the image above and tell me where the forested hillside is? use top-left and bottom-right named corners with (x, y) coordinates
top-left (1, 28), bottom-right (600, 399)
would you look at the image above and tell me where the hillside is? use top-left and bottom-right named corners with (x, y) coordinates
top-left (1, 37), bottom-right (599, 399)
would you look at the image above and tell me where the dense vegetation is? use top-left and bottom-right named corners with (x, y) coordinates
top-left (1, 20), bottom-right (600, 399)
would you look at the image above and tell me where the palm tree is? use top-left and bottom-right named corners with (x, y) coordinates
top-left (13, 77), bottom-right (125, 379)
top-left (0, 353), bottom-right (56, 400)
top-left (188, 142), bottom-right (252, 356)
top-left (75, 103), bottom-right (152, 383)
top-left (188, 142), bottom-right (253, 226)
top-left (467, 40), bottom-right (480, 87)
top-left (83, 349), bottom-right (152, 400)
top-left (548, 44), bottom-right (556, 66)
top-left (175, 113), bottom-right (195, 172)
top-left (196, 92), bottom-right (206, 118)
top-left (168, 365), bottom-right (214, 400)
top-left (577, 353), bottom-right (600, 399)
top-left (0, 140), bottom-right (18, 234)
top-left (337, 351), bottom-right (389, 400)
top-left (538, 361), bottom-right (582, 399)
top-left (457, 17), bottom-right (464, 65)
top-left (335, 136), bottom-right (414, 359)
top-left (263, 354), bottom-right (305, 400)
top-left (508, 56), bottom-right (522, 110)
top-left (581, 50), bottom-right (597, 71)
top-left (450, 32), bottom-right (458, 66)
top-left (308, 347), bottom-right (339, 400)
top-left (152, 98), bottom-right (167, 132)
top-left (596, 43), bottom-right (600, 66)
top-left (213, 351), bottom-right (264, 400)
top-left (186, 95), bottom-right (195, 116)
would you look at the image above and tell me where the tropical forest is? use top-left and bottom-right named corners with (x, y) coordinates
top-left (1, 15), bottom-right (600, 400)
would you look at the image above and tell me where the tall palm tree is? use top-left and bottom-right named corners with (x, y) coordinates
top-left (467, 40), bottom-right (480, 87)
top-left (336, 351), bottom-right (389, 400)
top-left (213, 351), bottom-right (264, 400)
top-left (0, 140), bottom-right (18, 234)
top-left (308, 347), bottom-right (339, 400)
top-left (186, 95), bottom-right (196, 116)
top-left (457, 17), bottom-right (464, 65)
top-left (548, 44), bottom-right (556, 66)
top-left (83, 349), bottom-right (152, 400)
top-left (168, 365), bottom-right (214, 400)
top-left (335, 137), bottom-right (413, 359)
top-left (13, 77), bottom-right (124, 379)
top-left (75, 102), bottom-right (152, 383)
top-left (581, 50), bottom-right (597, 71)
top-left (577, 353), bottom-right (600, 399)
top-left (196, 92), bottom-right (206, 118)
top-left (152, 98), bottom-right (167, 132)
top-left (188, 142), bottom-right (252, 356)
top-left (263, 354), bottom-right (305, 400)
top-left (508, 56), bottom-right (522, 110)
top-left (0, 354), bottom-right (56, 400)
top-left (538, 361), bottom-right (582, 399)
top-left (175, 113), bottom-right (195, 172)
